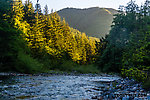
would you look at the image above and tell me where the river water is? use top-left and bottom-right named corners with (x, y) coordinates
top-left (0, 74), bottom-right (120, 100)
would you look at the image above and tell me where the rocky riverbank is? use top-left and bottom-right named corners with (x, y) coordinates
top-left (92, 77), bottom-right (150, 100)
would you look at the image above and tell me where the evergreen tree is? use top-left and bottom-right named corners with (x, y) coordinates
top-left (12, 0), bottom-right (24, 28)
top-left (35, 1), bottom-right (42, 14)
top-left (97, 0), bottom-right (139, 72)
top-left (44, 5), bottom-right (49, 15)
top-left (23, 0), bottom-right (35, 24)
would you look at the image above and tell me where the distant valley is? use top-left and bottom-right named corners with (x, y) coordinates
top-left (58, 7), bottom-right (118, 38)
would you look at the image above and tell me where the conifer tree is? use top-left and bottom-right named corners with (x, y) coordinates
top-left (12, 0), bottom-right (30, 40)
top-left (30, 11), bottom-right (45, 55)
top-left (10, 0), bottom-right (101, 64)
top-left (44, 5), bottom-right (49, 15)
top-left (24, 0), bottom-right (35, 24)
top-left (12, 0), bottom-right (24, 28)
top-left (35, 1), bottom-right (42, 14)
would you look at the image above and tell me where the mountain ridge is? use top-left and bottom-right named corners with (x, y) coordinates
top-left (57, 7), bottom-right (118, 38)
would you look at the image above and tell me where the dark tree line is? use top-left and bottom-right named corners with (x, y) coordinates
top-left (97, 0), bottom-right (150, 85)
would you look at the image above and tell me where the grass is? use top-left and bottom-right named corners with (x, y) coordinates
top-left (54, 60), bottom-right (100, 74)
top-left (73, 64), bottom-right (100, 74)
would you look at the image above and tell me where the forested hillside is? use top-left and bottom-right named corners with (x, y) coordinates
top-left (0, 0), bottom-right (103, 73)
top-left (58, 7), bottom-right (118, 38)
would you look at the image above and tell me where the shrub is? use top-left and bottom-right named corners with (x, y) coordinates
top-left (121, 67), bottom-right (148, 82)
top-left (15, 51), bottom-right (43, 73)
top-left (142, 78), bottom-right (150, 90)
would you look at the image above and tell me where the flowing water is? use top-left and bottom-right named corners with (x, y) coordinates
top-left (0, 74), bottom-right (120, 100)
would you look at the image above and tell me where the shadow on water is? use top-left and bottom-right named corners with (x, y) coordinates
top-left (0, 75), bottom-right (17, 85)
top-left (0, 75), bottom-right (10, 80)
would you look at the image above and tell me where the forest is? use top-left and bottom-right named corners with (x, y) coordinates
top-left (0, 0), bottom-right (150, 89)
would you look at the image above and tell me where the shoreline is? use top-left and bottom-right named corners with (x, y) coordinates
top-left (0, 71), bottom-right (120, 77)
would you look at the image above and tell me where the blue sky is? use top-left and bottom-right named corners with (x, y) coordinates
top-left (22, 0), bottom-right (146, 12)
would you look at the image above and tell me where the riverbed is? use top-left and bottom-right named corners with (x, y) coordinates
top-left (0, 73), bottom-right (120, 100)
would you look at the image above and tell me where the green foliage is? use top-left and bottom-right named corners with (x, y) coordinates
top-left (0, 0), bottom-right (11, 16)
top-left (58, 60), bottom-right (76, 71)
top-left (97, 44), bottom-right (122, 72)
top-left (15, 51), bottom-right (43, 73)
top-left (0, 0), bottom-right (102, 73)
top-left (121, 68), bottom-right (148, 82)
top-left (23, 0), bottom-right (35, 24)
top-left (1, 0), bottom-right (150, 77)
top-left (96, 0), bottom-right (150, 86)
top-left (73, 64), bottom-right (99, 74)
top-left (142, 78), bottom-right (150, 90)
top-left (119, 0), bottom-right (150, 83)
top-left (0, 18), bottom-right (44, 73)
top-left (96, 1), bottom-right (138, 72)
top-left (25, 10), bottom-right (99, 64)
top-left (0, 0), bottom-right (43, 73)
top-left (57, 59), bottom-right (99, 73)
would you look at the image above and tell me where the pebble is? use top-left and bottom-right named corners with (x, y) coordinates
top-left (95, 77), bottom-right (150, 100)
top-left (0, 73), bottom-right (149, 99)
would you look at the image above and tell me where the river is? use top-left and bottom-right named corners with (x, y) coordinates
top-left (0, 74), bottom-right (120, 100)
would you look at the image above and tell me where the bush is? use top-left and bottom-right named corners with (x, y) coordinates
top-left (59, 60), bottom-right (75, 71)
top-left (142, 78), bottom-right (150, 90)
top-left (15, 51), bottom-right (43, 73)
top-left (121, 68), bottom-right (148, 82)
top-left (73, 64), bottom-right (100, 74)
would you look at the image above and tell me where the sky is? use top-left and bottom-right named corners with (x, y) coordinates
top-left (22, 0), bottom-right (146, 12)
